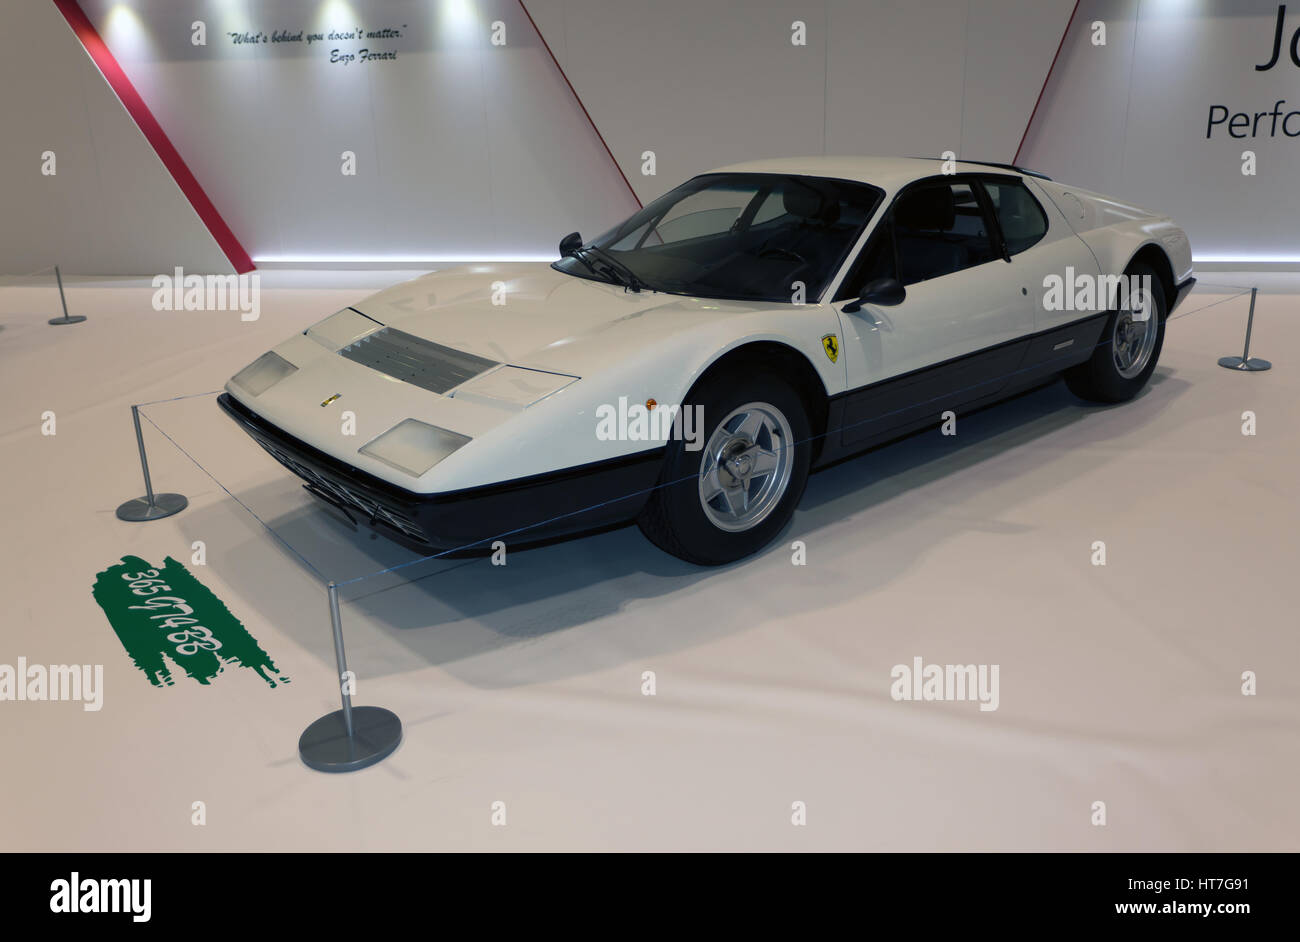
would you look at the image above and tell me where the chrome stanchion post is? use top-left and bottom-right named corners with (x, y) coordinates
top-left (298, 581), bottom-right (402, 773)
top-left (1218, 287), bottom-right (1272, 371)
top-left (329, 582), bottom-right (355, 740)
top-left (47, 264), bottom-right (86, 325)
top-left (115, 404), bottom-right (189, 521)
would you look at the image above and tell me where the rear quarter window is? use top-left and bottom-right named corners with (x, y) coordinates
top-left (982, 178), bottom-right (1049, 255)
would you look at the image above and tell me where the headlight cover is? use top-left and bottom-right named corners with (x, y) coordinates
top-left (358, 419), bottom-right (471, 478)
top-left (453, 365), bottom-right (579, 408)
top-left (231, 351), bottom-right (297, 397)
top-left (305, 308), bottom-right (384, 351)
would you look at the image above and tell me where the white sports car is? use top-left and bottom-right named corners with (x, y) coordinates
top-left (220, 157), bottom-right (1194, 565)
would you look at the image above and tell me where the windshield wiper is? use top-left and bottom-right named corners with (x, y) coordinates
top-left (579, 246), bottom-right (650, 292)
top-left (566, 250), bottom-right (601, 278)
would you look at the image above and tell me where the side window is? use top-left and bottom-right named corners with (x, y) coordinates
top-left (982, 178), bottom-right (1048, 256)
top-left (835, 218), bottom-right (897, 301)
top-left (892, 180), bottom-right (997, 285)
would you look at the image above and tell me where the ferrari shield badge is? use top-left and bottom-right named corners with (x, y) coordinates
top-left (821, 333), bottom-right (839, 363)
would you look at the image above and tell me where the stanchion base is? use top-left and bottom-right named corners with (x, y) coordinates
top-left (115, 493), bottom-right (188, 521)
top-left (1218, 356), bottom-right (1272, 372)
top-left (299, 706), bottom-right (402, 773)
top-left (48, 315), bottom-right (86, 325)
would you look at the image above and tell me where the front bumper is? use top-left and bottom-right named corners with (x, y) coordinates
top-left (218, 393), bottom-right (663, 553)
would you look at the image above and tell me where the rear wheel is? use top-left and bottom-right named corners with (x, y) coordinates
top-left (1065, 262), bottom-right (1167, 403)
top-left (637, 372), bottom-right (811, 565)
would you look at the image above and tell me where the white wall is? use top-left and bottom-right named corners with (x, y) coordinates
top-left (0, 0), bottom-right (229, 275)
top-left (530, 0), bottom-right (1075, 204)
top-left (76, 0), bottom-right (642, 266)
top-left (4, 0), bottom-right (1074, 274)
top-left (1020, 0), bottom-right (1300, 263)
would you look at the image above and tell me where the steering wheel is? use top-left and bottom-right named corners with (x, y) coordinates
top-left (757, 245), bottom-right (809, 267)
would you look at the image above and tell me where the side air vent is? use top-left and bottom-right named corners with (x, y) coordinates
top-left (339, 327), bottom-right (498, 394)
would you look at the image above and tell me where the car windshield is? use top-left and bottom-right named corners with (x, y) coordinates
top-left (553, 173), bottom-right (883, 303)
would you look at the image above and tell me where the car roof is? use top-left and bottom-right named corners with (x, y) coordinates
top-left (705, 156), bottom-right (1032, 190)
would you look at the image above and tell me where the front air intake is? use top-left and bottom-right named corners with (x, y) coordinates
top-left (338, 327), bottom-right (498, 394)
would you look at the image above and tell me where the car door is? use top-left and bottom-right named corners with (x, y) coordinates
top-left (830, 176), bottom-right (1035, 448)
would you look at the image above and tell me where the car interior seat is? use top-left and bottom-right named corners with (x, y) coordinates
top-left (894, 185), bottom-right (968, 284)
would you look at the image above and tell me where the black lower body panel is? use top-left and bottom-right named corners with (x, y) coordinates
top-left (836, 339), bottom-right (1030, 450)
top-left (1014, 312), bottom-right (1108, 384)
top-left (815, 312), bottom-right (1107, 468)
top-left (218, 393), bottom-right (664, 554)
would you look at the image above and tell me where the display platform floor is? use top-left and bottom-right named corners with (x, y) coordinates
top-left (1, 270), bottom-right (1295, 851)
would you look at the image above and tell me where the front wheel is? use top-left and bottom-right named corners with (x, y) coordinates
top-left (637, 373), bottom-right (811, 565)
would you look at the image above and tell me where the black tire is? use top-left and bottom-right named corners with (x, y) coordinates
top-left (1064, 262), bottom-right (1167, 403)
top-left (637, 371), bottom-right (812, 566)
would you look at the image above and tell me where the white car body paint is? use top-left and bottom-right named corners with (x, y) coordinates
top-left (225, 157), bottom-right (1193, 497)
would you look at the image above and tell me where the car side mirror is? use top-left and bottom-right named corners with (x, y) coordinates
top-left (559, 231), bottom-right (583, 257)
top-left (842, 277), bottom-right (905, 313)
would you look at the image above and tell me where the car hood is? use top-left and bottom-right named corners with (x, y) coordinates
top-left (351, 262), bottom-right (764, 375)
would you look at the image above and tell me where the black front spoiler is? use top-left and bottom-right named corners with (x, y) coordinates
top-left (217, 393), bottom-right (664, 554)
